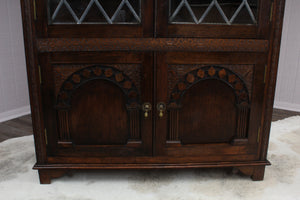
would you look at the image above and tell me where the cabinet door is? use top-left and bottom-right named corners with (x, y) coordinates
top-left (156, 0), bottom-right (272, 38)
top-left (39, 52), bottom-right (153, 158)
top-left (155, 52), bottom-right (266, 161)
top-left (34, 0), bottom-right (153, 37)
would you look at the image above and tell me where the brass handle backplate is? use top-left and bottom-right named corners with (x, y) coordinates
top-left (142, 102), bottom-right (152, 118)
top-left (157, 102), bottom-right (166, 118)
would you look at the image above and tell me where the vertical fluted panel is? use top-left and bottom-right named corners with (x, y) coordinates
top-left (129, 109), bottom-right (140, 139)
top-left (169, 109), bottom-right (179, 141)
top-left (236, 105), bottom-right (249, 138)
top-left (58, 110), bottom-right (70, 141)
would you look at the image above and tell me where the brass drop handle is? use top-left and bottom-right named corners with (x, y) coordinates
top-left (157, 102), bottom-right (166, 118)
top-left (142, 103), bottom-right (152, 118)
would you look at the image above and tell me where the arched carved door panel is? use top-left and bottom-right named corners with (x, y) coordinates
top-left (168, 66), bottom-right (250, 145)
top-left (69, 79), bottom-right (129, 145)
top-left (55, 65), bottom-right (141, 146)
top-left (178, 79), bottom-right (238, 144)
top-left (40, 52), bottom-right (153, 158)
top-left (155, 52), bottom-right (265, 158)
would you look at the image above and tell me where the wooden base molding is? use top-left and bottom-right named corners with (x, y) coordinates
top-left (236, 166), bottom-right (266, 181)
top-left (38, 169), bottom-right (69, 184)
top-left (35, 161), bottom-right (270, 184)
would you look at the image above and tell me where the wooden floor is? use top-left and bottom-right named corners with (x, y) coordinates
top-left (0, 115), bottom-right (33, 142)
top-left (0, 109), bottom-right (299, 143)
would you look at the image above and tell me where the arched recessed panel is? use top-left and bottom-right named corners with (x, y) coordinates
top-left (55, 65), bottom-right (141, 144)
top-left (179, 79), bottom-right (237, 144)
top-left (56, 65), bottom-right (140, 109)
top-left (169, 66), bottom-right (250, 107)
top-left (69, 79), bottom-right (129, 145)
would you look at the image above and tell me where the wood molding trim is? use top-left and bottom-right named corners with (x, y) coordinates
top-left (21, 0), bottom-right (47, 163)
top-left (37, 38), bottom-right (269, 53)
top-left (261, 0), bottom-right (286, 160)
top-left (34, 160), bottom-right (271, 170)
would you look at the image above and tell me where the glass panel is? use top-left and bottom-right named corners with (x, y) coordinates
top-left (169, 0), bottom-right (258, 25)
top-left (52, 3), bottom-right (77, 23)
top-left (48, 0), bottom-right (141, 24)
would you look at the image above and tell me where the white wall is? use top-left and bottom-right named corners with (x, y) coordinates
top-left (0, 0), bottom-right (30, 122)
top-left (274, 0), bottom-right (300, 112)
top-left (0, 0), bottom-right (299, 123)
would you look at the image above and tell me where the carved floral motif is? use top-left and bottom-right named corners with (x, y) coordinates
top-left (169, 66), bottom-right (250, 106)
top-left (168, 64), bottom-right (254, 100)
top-left (53, 64), bottom-right (141, 97)
top-left (56, 65), bottom-right (140, 108)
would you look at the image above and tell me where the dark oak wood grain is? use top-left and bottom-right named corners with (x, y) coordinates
top-left (1, 108), bottom-right (297, 143)
top-left (179, 80), bottom-right (237, 144)
top-left (19, 0), bottom-right (287, 184)
top-left (37, 38), bottom-right (269, 52)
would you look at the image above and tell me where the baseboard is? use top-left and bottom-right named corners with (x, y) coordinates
top-left (0, 106), bottom-right (31, 123)
top-left (274, 101), bottom-right (300, 112)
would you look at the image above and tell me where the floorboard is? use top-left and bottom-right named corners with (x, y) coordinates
top-left (0, 108), bottom-right (299, 143)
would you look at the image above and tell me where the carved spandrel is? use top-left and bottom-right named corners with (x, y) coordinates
top-left (56, 65), bottom-right (140, 108)
top-left (168, 64), bottom-right (254, 99)
top-left (53, 64), bottom-right (141, 97)
top-left (169, 65), bottom-right (250, 106)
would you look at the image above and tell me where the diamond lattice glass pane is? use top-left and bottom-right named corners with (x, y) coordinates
top-left (82, 2), bottom-right (107, 23)
top-left (171, 5), bottom-right (196, 23)
top-left (202, 6), bottom-right (227, 24)
top-left (170, 0), bottom-right (182, 14)
top-left (52, 3), bottom-right (76, 23)
top-left (230, 0), bottom-right (258, 24)
top-left (49, 0), bottom-right (60, 16)
top-left (48, 0), bottom-right (141, 24)
top-left (169, 0), bottom-right (258, 25)
top-left (100, 0), bottom-right (122, 17)
top-left (112, 5), bottom-right (139, 23)
top-left (232, 5), bottom-right (256, 24)
top-left (218, 0), bottom-right (243, 19)
top-left (190, 2), bottom-right (210, 19)
top-left (128, 0), bottom-right (141, 17)
top-left (66, 0), bottom-right (91, 18)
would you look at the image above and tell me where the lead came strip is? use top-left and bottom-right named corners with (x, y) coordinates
top-left (170, 0), bottom-right (257, 25)
top-left (50, 0), bottom-right (141, 24)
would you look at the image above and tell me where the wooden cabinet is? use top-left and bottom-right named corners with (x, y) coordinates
top-left (154, 52), bottom-right (266, 159)
top-left (21, 0), bottom-right (286, 184)
top-left (39, 52), bottom-right (153, 158)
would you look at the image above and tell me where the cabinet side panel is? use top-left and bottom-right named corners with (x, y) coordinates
top-left (261, 0), bottom-right (286, 160)
top-left (21, 0), bottom-right (47, 163)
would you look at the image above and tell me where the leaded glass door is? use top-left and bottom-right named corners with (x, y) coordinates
top-left (35, 0), bottom-right (153, 37)
top-left (156, 0), bottom-right (272, 38)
